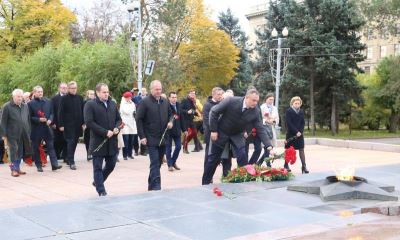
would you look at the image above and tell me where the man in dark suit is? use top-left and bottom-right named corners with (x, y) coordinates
top-left (202, 87), bottom-right (223, 166)
top-left (166, 92), bottom-right (187, 172)
top-left (136, 80), bottom-right (172, 191)
top-left (51, 83), bottom-right (68, 162)
top-left (202, 88), bottom-right (273, 185)
top-left (58, 81), bottom-right (84, 170)
top-left (84, 83), bottom-right (122, 196)
top-left (28, 86), bottom-right (62, 172)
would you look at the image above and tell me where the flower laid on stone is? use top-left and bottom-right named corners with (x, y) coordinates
top-left (221, 164), bottom-right (294, 183)
top-left (213, 187), bottom-right (223, 197)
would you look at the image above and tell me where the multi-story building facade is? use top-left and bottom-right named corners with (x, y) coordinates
top-left (358, 26), bottom-right (400, 74)
top-left (245, 4), bottom-right (268, 50)
top-left (245, 3), bottom-right (400, 73)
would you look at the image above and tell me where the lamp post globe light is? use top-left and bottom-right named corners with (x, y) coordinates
top-left (127, 0), bottom-right (143, 91)
top-left (268, 27), bottom-right (290, 135)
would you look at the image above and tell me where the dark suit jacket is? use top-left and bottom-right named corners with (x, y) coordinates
top-left (58, 93), bottom-right (84, 138)
top-left (136, 95), bottom-right (172, 147)
top-left (84, 97), bottom-right (122, 157)
top-left (168, 102), bottom-right (186, 137)
top-left (202, 96), bottom-right (219, 144)
top-left (28, 97), bottom-right (54, 140)
top-left (209, 96), bottom-right (272, 149)
top-left (50, 93), bottom-right (62, 127)
top-left (180, 97), bottom-right (197, 128)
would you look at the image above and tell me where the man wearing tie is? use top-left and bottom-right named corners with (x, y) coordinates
top-left (202, 88), bottom-right (273, 185)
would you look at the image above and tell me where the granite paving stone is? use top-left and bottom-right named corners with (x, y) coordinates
top-left (97, 196), bottom-right (210, 222)
top-left (0, 210), bottom-right (56, 240)
top-left (152, 211), bottom-right (271, 240)
top-left (13, 202), bottom-right (136, 234)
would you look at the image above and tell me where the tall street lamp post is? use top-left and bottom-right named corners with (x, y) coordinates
top-left (127, 0), bottom-right (143, 91)
top-left (269, 27), bottom-right (290, 135)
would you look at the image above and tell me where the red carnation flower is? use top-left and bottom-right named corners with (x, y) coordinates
top-left (264, 112), bottom-right (270, 117)
top-left (245, 164), bottom-right (257, 176)
top-left (118, 122), bottom-right (125, 129)
top-left (37, 110), bottom-right (45, 118)
top-left (251, 128), bottom-right (257, 137)
top-left (284, 146), bottom-right (297, 165)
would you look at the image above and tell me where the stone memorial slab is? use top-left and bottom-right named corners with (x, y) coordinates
top-left (14, 202), bottom-right (135, 234)
top-left (66, 223), bottom-right (187, 240)
top-left (153, 210), bottom-right (270, 240)
top-left (97, 196), bottom-right (208, 222)
top-left (0, 210), bottom-right (55, 240)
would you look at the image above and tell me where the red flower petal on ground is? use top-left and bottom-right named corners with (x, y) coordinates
top-left (215, 190), bottom-right (222, 197)
top-left (245, 164), bottom-right (257, 176)
top-left (213, 187), bottom-right (220, 193)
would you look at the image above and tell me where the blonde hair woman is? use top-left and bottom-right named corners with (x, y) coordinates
top-left (285, 96), bottom-right (308, 174)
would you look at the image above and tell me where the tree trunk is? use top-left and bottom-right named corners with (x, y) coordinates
top-left (331, 94), bottom-right (337, 135)
top-left (309, 70), bottom-right (316, 136)
top-left (388, 110), bottom-right (399, 133)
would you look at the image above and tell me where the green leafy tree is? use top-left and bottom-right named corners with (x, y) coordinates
top-left (373, 56), bottom-right (400, 133)
top-left (256, 0), bottom-right (365, 135)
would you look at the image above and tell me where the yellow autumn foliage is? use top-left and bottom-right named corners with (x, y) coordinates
top-left (177, 0), bottom-right (239, 94)
top-left (0, 0), bottom-right (76, 62)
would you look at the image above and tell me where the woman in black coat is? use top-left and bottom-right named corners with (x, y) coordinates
top-left (285, 96), bottom-right (309, 174)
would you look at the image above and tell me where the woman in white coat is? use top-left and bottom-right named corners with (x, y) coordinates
top-left (120, 92), bottom-right (137, 160)
top-left (259, 93), bottom-right (279, 166)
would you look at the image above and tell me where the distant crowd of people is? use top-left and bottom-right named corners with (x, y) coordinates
top-left (0, 80), bottom-right (308, 196)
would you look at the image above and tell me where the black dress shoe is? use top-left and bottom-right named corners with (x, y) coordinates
top-left (173, 164), bottom-right (181, 170)
top-left (52, 165), bottom-right (62, 171)
top-left (302, 166), bottom-right (309, 174)
top-left (37, 167), bottom-right (43, 172)
top-left (92, 181), bottom-right (96, 187)
top-left (128, 156), bottom-right (134, 159)
top-left (99, 192), bottom-right (107, 197)
top-left (70, 164), bottom-right (77, 170)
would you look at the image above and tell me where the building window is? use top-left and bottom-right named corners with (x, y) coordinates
top-left (395, 44), bottom-right (400, 56)
top-left (364, 66), bottom-right (371, 74)
top-left (380, 46), bottom-right (387, 58)
top-left (367, 47), bottom-right (373, 59)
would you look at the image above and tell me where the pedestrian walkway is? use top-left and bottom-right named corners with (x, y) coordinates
top-left (1, 143), bottom-right (399, 209)
top-left (1, 162), bottom-right (399, 240)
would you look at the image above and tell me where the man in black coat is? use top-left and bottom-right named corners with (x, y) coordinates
top-left (165, 92), bottom-right (187, 172)
top-left (51, 83), bottom-right (68, 162)
top-left (202, 87), bottom-right (223, 166)
top-left (202, 88), bottom-right (273, 185)
top-left (136, 80), bottom-right (172, 191)
top-left (84, 83), bottom-right (122, 196)
top-left (28, 86), bottom-right (62, 172)
top-left (58, 81), bottom-right (84, 170)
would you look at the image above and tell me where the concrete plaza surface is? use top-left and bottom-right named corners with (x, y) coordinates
top-left (1, 141), bottom-right (400, 239)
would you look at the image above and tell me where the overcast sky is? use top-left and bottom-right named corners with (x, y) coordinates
top-left (61, 0), bottom-right (266, 34)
